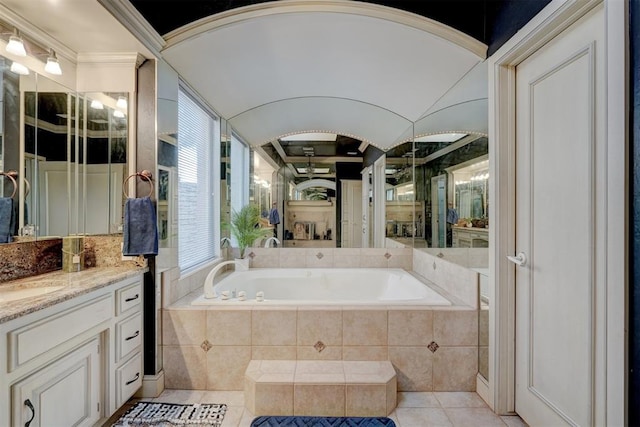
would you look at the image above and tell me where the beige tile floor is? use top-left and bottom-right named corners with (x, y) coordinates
top-left (106, 389), bottom-right (528, 427)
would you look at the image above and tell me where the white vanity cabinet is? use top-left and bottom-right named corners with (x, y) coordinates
top-left (11, 338), bottom-right (101, 427)
top-left (452, 226), bottom-right (489, 248)
top-left (0, 273), bottom-right (144, 427)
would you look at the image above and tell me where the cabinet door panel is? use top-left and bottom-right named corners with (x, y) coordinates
top-left (12, 338), bottom-right (101, 427)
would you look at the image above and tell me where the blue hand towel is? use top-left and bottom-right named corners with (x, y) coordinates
top-left (0, 197), bottom-right (16, 243)
top-left (123, 196), bottom-right (158, 257)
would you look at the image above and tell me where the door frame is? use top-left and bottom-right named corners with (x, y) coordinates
top-left (488, 0), bottom-right (627, 424)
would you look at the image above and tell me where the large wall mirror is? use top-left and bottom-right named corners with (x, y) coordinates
top-left (225, 60), bottom-right (489, 252)
top-left (0, 55), bottom-right (129, 243)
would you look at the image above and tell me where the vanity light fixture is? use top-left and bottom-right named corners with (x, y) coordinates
top-left (90, 99), bottom-right (104, 110)
top-left (44, 49), bottom-right (62, 75)
top-left (10, 61), bottom-right (29, 75)
top-left (113, 110), bottom-right (125, 118)
top-left (116, 96), bottom-right (127, 109)
top-left (6, 29), bottom-right (26, 57)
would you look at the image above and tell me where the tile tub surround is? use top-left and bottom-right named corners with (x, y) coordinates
top-left (418, 248), bottom-right (489, 269)
top-left (247, 247), bottom-right (413, 270)
top-left (162, 306), bottom-right (478, 392)
top-left (413, 249), bottom-right (484, 309)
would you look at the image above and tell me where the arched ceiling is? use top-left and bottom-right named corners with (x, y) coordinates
top-left (155, 1), bottom-right (487, 150)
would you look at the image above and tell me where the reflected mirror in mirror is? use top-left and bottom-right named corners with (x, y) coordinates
top-left (220, 119), bottom-right (231, 243)
top-left (157, 97), bottom-right (177, 250)
top-left (252, 133), bottom-right (368, 249)
top-left (0, 57), bottom-right (25, 242)
top-left (385, 141), bottom-right (421, 247)
top-left (80, 92), bottom-right (128, 235)
top-left (411, 134), bottom-right (488, 248)
top-left (29, 91), bottom-right (129, 238)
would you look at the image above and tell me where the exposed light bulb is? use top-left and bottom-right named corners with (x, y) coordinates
top-left (116, 96), bottom-right (127, 109)
top-left (44, 49), bottom-right (62, 75)
top-left (113, 110), bottom-right (125, 118)
top-left (10, 61), bottom-right (29, 75)
top-left (90, 99), bottom-right (104, 110)
top-left (6, 30), bottom-right (26, 57)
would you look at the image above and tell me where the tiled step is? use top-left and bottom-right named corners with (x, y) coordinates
top-left (244, 360), bottom-right (397, 417)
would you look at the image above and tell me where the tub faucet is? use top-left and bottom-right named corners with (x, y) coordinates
top-left (264, 237), bottom-right (280, 248)
top-left (203, 260), bottom-right (248, 299)
top-left (220, 237), bottom-right (231, 248)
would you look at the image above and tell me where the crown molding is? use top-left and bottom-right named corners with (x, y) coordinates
top-left (0, 3), bottom-right (76, 63)
top-left (77, 52), bottom-right (146, 67)
top-left (164, 0), bottom-right (487, 60)
top-left (97, 0), bottom-right (165, 58)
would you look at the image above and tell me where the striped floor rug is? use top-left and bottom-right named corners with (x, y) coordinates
top-left (250, 416), bottom-right (396, 427)
top-left (112, 402), bottom-right (227, 426)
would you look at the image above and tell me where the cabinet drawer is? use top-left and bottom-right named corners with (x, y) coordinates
top-left (116, 281), bottom-right (142, 315)
top-left (116, 313), bottom-right (142, 362)
top-left (8, 296), bottom-right (111, 370)
top-left (116, 352), bottom-right (142, 407)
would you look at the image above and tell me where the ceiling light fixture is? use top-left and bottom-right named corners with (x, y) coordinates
top-left (306, 157), bottom-right (314, 179)
top-left (90, 99), bottom-right (104, 110)
top-left (116, 96), bottom-right (127, 109)
top-left (113, 110), bottom-right (125, 118)
top-left (44, 49), bottom-right (62, 75)
top-left (10, 61), bottom-right (29, 75)
top-left (6, 29), bottom-right (26, 57)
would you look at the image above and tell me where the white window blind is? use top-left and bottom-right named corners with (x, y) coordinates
top-left (178, 88), bottom-right (220, 271)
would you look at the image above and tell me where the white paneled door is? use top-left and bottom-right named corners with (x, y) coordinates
top-left (341, 180), bottom-right (363, 248)
top-left (514, 5), bottom-right (604, 426)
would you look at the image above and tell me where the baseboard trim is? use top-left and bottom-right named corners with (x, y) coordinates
top-left (135, 371), bottom-right (165, 398)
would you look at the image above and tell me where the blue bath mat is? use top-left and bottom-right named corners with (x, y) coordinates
top-left (250, 416), bottom-right (396, 427)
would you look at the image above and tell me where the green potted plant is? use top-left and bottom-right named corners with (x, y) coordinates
top-left (225, 204), bottom-right (272, 265)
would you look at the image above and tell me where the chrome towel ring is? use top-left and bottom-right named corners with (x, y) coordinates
top-left (122, 170), bottom-right (154, 198)
top-left (0, 171), bottom-right (16, 198)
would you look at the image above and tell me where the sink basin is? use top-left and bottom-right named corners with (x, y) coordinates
top-left (0, 286), bottom-right (66, 303)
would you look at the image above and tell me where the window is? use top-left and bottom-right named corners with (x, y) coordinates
top-left (177, 86), bottom-right (220, 271)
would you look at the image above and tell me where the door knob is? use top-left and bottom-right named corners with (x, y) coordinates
top-left (506, 252), bottom-right (527, 266)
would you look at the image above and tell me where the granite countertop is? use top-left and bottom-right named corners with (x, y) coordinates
top-left (0, 264), bottom-right (148, 324)
top-left (452, 225), bottom-right (489, 231)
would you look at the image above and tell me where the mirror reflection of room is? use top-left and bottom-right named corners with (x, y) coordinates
top-left (413, 135), bottom-right (488, 249)
top-left (0, 51), bottom-right (129, 244)
top-left (26, 91), bottom-right (128, 238)
top-left (450, 155), bottom-right (489, 248)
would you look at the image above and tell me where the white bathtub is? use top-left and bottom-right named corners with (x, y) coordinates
top-left (191, 268), bottom-right (451, 306)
